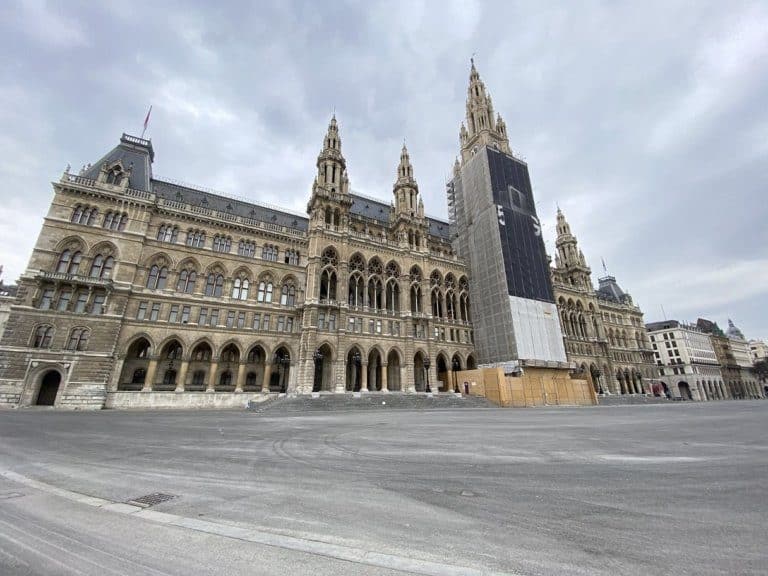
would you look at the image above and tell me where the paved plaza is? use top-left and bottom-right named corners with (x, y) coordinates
top-left (0, 402), bottom-right (766, 575)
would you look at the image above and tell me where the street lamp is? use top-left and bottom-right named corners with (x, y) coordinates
top-left (351, 351), bottom-right (361, 391)
top-left (273, 351), bottom-right (290, 393)
top-left (312, 349), bottom-right (324, 392)
top-left (452, 358), bottom-right (460, 393)
top-left (423, 357), bottom-right (431, 393)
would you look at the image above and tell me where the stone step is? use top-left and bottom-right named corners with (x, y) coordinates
top-left (248, 392), bottom-right (496, 414)
top-left (597, 394), bottom-right (672, 406)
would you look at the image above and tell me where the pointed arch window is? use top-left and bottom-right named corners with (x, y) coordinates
top-left (284, 249), bottom-right (300, 265)
top-left (32, 325), bottom-right (54, 348)
top-left (56, 249), bottom-right (82, 275)
top-left (213, 235), bottom-right (232, 253)
top-left (319, 269), bottom-right (337, 301)
top-left (232, 277), bottom-right (250, 300)
top-left (261, 244), bottom-right (278, 261)
top-left (66, 328), bottom-right (90, 351)
top-left (257, 280), bottom-right (273, 303)
top-left (280, 283), bottom-right (296, 306)
top-left (348, 274), bottom-right (364, 308)
top-left (205, 273), bottom-right (224, 297)
top-left (186, 230), bottom-right (206, 248)
top-left (176, 269), bottom-right (197, 293)
top-left (238, 240), bottom-right (256, 258)
top-left (103, 211), bottom-right (128, 231)
top-left (157, 224), bottom-right (179, 243)
top-left (89, 254), bottom-right (114, 279)
top-left (106, 167), bottom-right (123, 185)
top-left (147, 265), bottom-right (168, 290)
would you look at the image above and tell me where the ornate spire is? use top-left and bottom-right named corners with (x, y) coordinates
top-left (393, 143), bottom-right (420, 216)
top-left (553, 209), bottom-right (591, 286)
top-left (460, 60), bottom-right (511, 162)
top-left (315, 115), bottom-right (348, 194)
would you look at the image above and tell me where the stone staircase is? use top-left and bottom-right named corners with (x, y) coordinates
top-left (597, 394), bottom-right (671, 406)
top-left (247, 392), bottom-right (496, 414)
top-left (59, 383), bottom-right (108, 409)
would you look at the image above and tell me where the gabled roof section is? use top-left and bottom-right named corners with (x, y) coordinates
top-left (152, 179), bottom-right (308, 232)
top-left (83, 134), bottom-right (154, 191)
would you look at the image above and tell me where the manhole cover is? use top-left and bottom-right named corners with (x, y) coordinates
top-left (126, 493), bottom-right (176, 508)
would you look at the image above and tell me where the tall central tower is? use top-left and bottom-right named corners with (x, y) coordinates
top-left (449, 61), bottom-right (567, 367)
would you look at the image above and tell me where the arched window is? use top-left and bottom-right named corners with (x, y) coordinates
top-left (32, 325), bottom-right (53, 348)
top-left (431, 288), bottom-right (443, 318)
top-left (213, 235), bottom-right (231, 253)
top-left (257, 281), bottom-right (273, 303)
top-left (238, 240), bottom-right (256, 257)
top-left (106, 167), bottom-right (123, 185)
top-left (219, 371), bottom-right (233, 386)
top-left (385, 279), bottom-right (399, 313)
top-left (348, 274), bottom-right (364, 307)
top-left (162, 370), bottom-right (177, 386)
top-left (232, 277), bottom-right (250, 300)
top-left (176, 269), bottom-right (197, 293)
top-left (89, 254), bottom-right (114, 279)
top-left (66, 328), bottom-right (89, 351)
top-left (103, 212), bottom-right (127, 231)
top-left (146, 265), bottom-right (168, 290)
top-left (56, 250), bottom-right (82, 275)
top-left (205, 273), bottom-right (224, 297)
top-left (280, 283), bottom-right (296, 306)
top-left (319, 269), bottom-right (337, 301)
top-left (261, 244), bottom-right (278, 261)
top-left (367, 276), bottom-right (383, 311)
top-left (284, 249), bottom-right (300, 265)
top-left (157, 224), bottom-right (179, 243)
top-left (71, 205), bottom-right (84, 223)
top-left (186, 230), bottom-right (206, 248)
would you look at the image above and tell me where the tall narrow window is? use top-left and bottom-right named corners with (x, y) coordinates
top-left (33, 326), bottom-right (53, 348)
top-left (90, 292), bottom-right (106, 315)
top-left (66, 328), bottom-right (89, 351)
top-left (205, 273), bottom-right (224, 297)
top-left (74, 291), bottom-right (89, 313)
top-left (57, 290), bottom-right (72, 312)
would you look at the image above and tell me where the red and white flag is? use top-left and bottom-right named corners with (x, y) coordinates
top-left (141, 105), bottom-right (152, 138)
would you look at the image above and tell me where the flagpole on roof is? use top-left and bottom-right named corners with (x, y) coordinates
top-left (141, 105), bottom-right (152, 140)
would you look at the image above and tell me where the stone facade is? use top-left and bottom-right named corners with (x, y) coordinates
top-left (646, 320), bottom-right (726, 401)
top-left (551, 210), bottom-right (656, 395)
top-left (0, 122), bottom-right (475, 408)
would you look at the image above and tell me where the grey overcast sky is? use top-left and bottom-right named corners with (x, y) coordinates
top-left (1, 0), bottom-right (766, 338)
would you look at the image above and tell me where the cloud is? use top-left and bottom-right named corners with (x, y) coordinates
top-left (10, 0), bottom-right (88, 48)
top-left (648, 6), bottom-right (768, 153)
top-left (0, 1), bottom-right (766, 340)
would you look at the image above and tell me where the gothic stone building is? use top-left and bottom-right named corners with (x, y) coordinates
top-left (0, 119), bottom-right (476, 409)
top-left (551, 209), bottom-right (657, 395)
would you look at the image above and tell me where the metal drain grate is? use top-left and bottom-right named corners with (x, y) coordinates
top-left (127, 493), bottom-right (176, 508)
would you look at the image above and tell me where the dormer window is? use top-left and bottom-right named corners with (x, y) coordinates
top-left (106, 166), bottom-right (123, 186)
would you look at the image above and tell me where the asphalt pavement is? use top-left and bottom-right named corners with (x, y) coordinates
top-left (0, 401), bottom-right (766, 575)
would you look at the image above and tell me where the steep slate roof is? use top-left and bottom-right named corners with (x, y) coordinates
top-left (84, 134), bottom-right (452, 239)
top-left (83, 134), bottom-right (154, 191)
top-left (349, 193), bottom-right (451, 240)
top-left (152, 179), bottom-right (309, 232)
top-left (597, 275), bottom-right (629, 303)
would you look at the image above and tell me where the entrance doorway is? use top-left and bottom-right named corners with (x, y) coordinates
top-left (678, 381), bottom-right (692, 400)
top-left (36, 371), bottom-right (61, 406)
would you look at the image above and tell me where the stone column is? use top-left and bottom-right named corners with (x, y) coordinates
top-left (176, 360), bottom-right (189, 392)
top-left (361, 362), bottom-right (368, 391)
top-left (335, 360), bottom-right (346, 393)
top-left (381, 362), bottom-right (388, 392)
top-left (206, 361), bottom-right (218, 392)
top-left (235, 362), bottom-right (246, 393)
top-left (143, 358), bottom-right (158, 392)
top-left (262, 363), bottom-right (272, 392)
